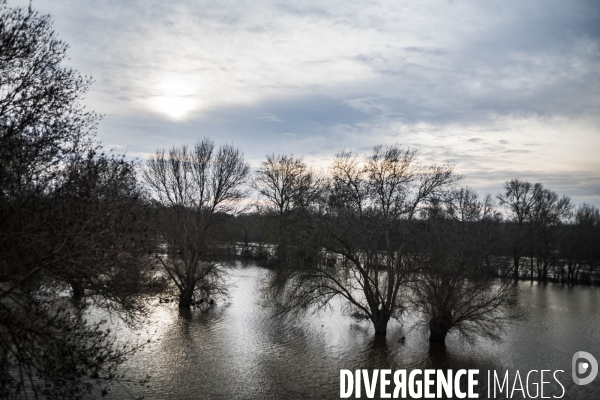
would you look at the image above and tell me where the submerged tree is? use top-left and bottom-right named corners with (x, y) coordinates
top-left (0, 3), bottom-right (161, 398)
top-left (563, 204), bottom-right (600, 282)
top-left (530, 184), bottom-right (572, 281)
top-left (54, 151), bottom-right (164, 308)
top-left (252, 154), bottom-right (324, 264)
top-left (269, 145), bottom-right (459, 335)
top-left (497, 179), bottom-right (536, 279)
top-left (411, 188), bottom-right (520, 343)
top-left (144, 139), bottom-right (250, 307)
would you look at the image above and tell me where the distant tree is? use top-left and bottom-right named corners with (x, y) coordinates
top-left (559, 204), bottom-right (600, 283)
top-left (411, 188), bottom-right (520, 343)
top-left (228, 212), bottom-right (270, 259)
top-left (497, 179), bottom-right (536, 279)
top-left (530, 184), bottom-right (572, 281)
top-left (252, 154), bottom-right (323, 264)
top-left (143, 139), bottom-right (250, 307)
top-left (571, 204), bottom-right (600, 282)
top-left (0, 2), bottom-right (162, 397)
top-left (269, 145), bottom-right (459, 335)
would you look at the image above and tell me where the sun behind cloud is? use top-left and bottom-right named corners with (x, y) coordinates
top-left (149, 76), bottom-right (198, 119)
top-left (150, 95), bottom-right (196, 119)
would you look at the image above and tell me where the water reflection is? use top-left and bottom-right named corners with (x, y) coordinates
top-left (106, 262), bottom-right (600, 399)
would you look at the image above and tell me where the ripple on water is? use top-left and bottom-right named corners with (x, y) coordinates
top-left (105, 262), bottom-right (600, 399)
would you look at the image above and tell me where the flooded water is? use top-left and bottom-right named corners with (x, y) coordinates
top-left (106, 262), bottom-right (600, 399)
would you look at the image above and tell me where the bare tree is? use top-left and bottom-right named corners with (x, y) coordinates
top-left (252, 154), bottom-right (323, 263)
top-left (571, 204), bottom-right (600, 282)
top-left (411, 188), bottom-right (520, 343)
top-left (497, 179), bottom-right (536, 279)
top-left (143, 139), bottom-right (250, 307)
top-left (270, 145), bottom-right (459, 335)
top-left (530, 184), bottom-right (572, 281)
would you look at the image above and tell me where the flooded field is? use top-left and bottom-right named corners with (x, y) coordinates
top-left (106, 262), bottom-right (600, 399)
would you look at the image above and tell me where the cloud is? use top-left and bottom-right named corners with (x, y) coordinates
top-left (8, 0), bottom-right (600, 206)
top-left (21, 0), bottom-right (597, 121)
top-left (255, 115), bottom-right (284, 122)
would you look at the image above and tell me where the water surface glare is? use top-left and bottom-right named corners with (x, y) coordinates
top-left (108, 262), bottom-right (600, 399)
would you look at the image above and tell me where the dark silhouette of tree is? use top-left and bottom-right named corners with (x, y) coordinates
top-left (558, 205), bottom-right (599, 283)
top-left (269, 145), bottom-right (459, 335)
top-left (143, 139), bottom-right (250, 307)
top-left (252, 154), bottom-right (324, 264)
top-left (569, 204), bottom-right (600, 282)
top-left (0, 3), bottom-right (162, 398)
top-left (497, 179), bottom-right (536, 279)
top-left (530, 184), bottom-right (572, 281)
top-left (411, 188), bottom-right (520, 343)
top-left (225, 212), bottom-right (272, 259)
top-left (53, 151), bottom-right (165, 309)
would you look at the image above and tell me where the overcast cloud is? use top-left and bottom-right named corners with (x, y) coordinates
top-left (12, 0), bottom-right (600, 205)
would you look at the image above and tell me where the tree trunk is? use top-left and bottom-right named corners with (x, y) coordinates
top-left (71, 281), bottom-right (84, 301)
top-left (513, 256), bottom-right (520, 279)
top-left (567, 260), bottom-right (573, 283)
top-left (429, 316), bottom-right (452, 343)
top-left (372, 314), bottom-right (390, 335)
top-left (530, 253), bottom-right (534, 281)
top-left (179, 286), bottom-right (194, 307)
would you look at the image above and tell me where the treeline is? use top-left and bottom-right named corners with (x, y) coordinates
top-left (1, 2), bottom-right (599, 398)
top-left (140, 141), bottom-right (596, 343)
top-left (163, 147), bottom-right (596, 344)
top-left (207, 172), bottom-right (600, 286)
top-left (497, 182), bottom-right (598, 283)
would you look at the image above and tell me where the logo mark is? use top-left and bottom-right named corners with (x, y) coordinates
top-left (572, 351), bottom-right (598, 385)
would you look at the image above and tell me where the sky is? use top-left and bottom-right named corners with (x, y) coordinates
top-left (12, 0), bottom-right (600, 206)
